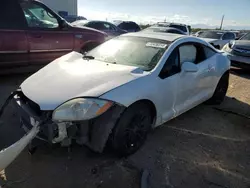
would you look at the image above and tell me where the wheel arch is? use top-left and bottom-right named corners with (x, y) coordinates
top-left (127, 99), bottom-right (157, 125)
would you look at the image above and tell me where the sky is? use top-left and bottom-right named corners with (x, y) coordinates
top-left (78, 0), bottom-right (250, 29)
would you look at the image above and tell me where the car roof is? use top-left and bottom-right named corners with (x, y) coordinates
top-left (204, 30), bottom-right (234, 33)
top-left (72, 20), bottom-right (116, 25)
top-left (148, 26), bottom-right (184, 31)
top-left (122, 32), bottom-right (185, 42)
top-left (112, 20), bottom-right (138, 26)
top-left (144, 26), bottom-right (186, 34)
top-left (157, 22), bottom-right (188, 26)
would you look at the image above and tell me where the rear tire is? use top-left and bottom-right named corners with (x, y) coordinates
top-left (110, 103), bottom-right (153, 157)
top-left (207, 72), bottom-right (229, 105)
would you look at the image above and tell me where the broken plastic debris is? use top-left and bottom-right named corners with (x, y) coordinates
top-left (0, 119), bottom-right (39, 171)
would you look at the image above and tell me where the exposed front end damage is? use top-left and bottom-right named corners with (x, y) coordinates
top-left (13, 91), bottom-right (126, 153)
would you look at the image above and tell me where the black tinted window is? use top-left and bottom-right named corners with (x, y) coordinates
top-left (169, 25), bottom-right (187, 32)
top-left (119, 23), bottom-right (129, 30)
top-left (0, 0), bottom-right (27, 29)
top-left (159, 49), bottom-right (180, 79)
top-left (88, 22), bottom-right (105, 30)
top-left (222, 33), bottom-right (234, 40)
top-left (130, 22), bottom-right (140, 31)
top-left (119, 22), bottom-right (140, 31)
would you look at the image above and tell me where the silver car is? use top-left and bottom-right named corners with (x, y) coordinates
top-left (197, 30), bottom-right (236, 49)
top-left (222, 32), bottom-right (250, 69)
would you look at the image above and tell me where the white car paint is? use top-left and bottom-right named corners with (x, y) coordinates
top-left (0, 119), bottom-right (39, 171)
top-left (21, 52), bottom-right (149, 110)
top-left (1, 33), bottom-right (230, 169)
top-left (20, 33), bottom-right (230, 127)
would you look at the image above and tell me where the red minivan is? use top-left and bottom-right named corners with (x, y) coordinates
top-left (0, 0), bottom-right (107, 73)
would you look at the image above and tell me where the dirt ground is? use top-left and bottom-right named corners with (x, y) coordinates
top-left (0, 68), bottom-right (249, 188)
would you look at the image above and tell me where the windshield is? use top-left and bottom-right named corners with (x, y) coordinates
top-left (198, 31), bottom-right (223, 39)
top-left (21, 2), bottom-right (59, 28)
top-left (240, 33), bottom-right (250, 40)
top-left (86, 36), bottom-right (170, 71)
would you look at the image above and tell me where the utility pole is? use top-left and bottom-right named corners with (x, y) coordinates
top-left (220, 15), bottom-right (224, 30)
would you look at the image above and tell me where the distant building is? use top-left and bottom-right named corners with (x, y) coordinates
top-left (41, 0), bottom-right (77, 17)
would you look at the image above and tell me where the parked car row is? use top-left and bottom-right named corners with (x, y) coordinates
top-left (72, 20), bottom-right (127, 37)
top-left (196, 30), bottom-right (236, 49)
top-left (0, 0), bottom-right (249, 73)
top-left (222, 32), bottom-right (250, 69)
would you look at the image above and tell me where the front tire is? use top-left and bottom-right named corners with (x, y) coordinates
top-left (110, 103), bottom-right (153, 157)
top-left (207, 72), bottom-right (229, 105)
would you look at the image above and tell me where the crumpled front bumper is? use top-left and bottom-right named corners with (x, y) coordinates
top-left (12, 91), bottom-right (126, 153)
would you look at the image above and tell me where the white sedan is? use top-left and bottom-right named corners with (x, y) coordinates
top-left (9, 32), bottom-right (230, 158)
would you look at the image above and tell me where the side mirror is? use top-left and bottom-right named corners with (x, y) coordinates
top-left (59, 19), bottom-right (68, 29)
top-left (182, 62), bottom-right (198, 72)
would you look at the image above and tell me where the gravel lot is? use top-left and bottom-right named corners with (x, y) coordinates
top-left (0, 68), bottom-right (249, 188)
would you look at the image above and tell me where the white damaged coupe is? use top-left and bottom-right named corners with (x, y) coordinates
top-left (2, 32), bottom-right (230, 161)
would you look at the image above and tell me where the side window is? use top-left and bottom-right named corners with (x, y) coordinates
top-left (228, 33), bottom-right (236, 40)
top-left (92, 22), bottom-right (105, 30)
top-left (159, 49), bottom-right (180, 79)
top-left (203, 46), bottom-right (217, 59)
top-left (131, 23), bottom-right (140, 31)
top-left (0, 0), bottom-right (27, 29)
top-left (179, 45), bottom-right (197, 66)
top-left (119, 23), bottom-right (127, 30)
top-left (103, 23), bottom-right (115, 31)
top-left (20, 2), bottom-right (59, 29)
top-left (222, 33), bottom-right (234, 40)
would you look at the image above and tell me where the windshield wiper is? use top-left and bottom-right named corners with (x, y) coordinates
top-left (83, 55), bottom-right (95, 60)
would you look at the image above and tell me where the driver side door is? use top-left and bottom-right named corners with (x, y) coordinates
top-left (20, 1), bottom-right (73, 65)
top-left (174, 43), bottom-right (215, 116)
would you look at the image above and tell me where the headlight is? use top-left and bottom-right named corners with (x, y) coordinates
top-left (52, 98), bottom-right (113, 121)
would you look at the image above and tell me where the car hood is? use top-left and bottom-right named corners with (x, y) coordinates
top-left (21, 52), bottom-right (148, 110)
top-left (233, 40), bottom-right (250, 50)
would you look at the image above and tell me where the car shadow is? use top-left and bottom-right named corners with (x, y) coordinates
top-left (230, 67), bottom-right (250, 79)
top-left (129, 96), bottom-right (250, 188)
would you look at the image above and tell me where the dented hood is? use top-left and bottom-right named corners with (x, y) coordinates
top-left (21, 52), bottom-right (148, 110)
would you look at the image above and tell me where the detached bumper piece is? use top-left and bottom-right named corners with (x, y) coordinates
top-left (0, 125), bottom-right (39, 171)
top-left (13, 92), bottom-right (125, 153)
